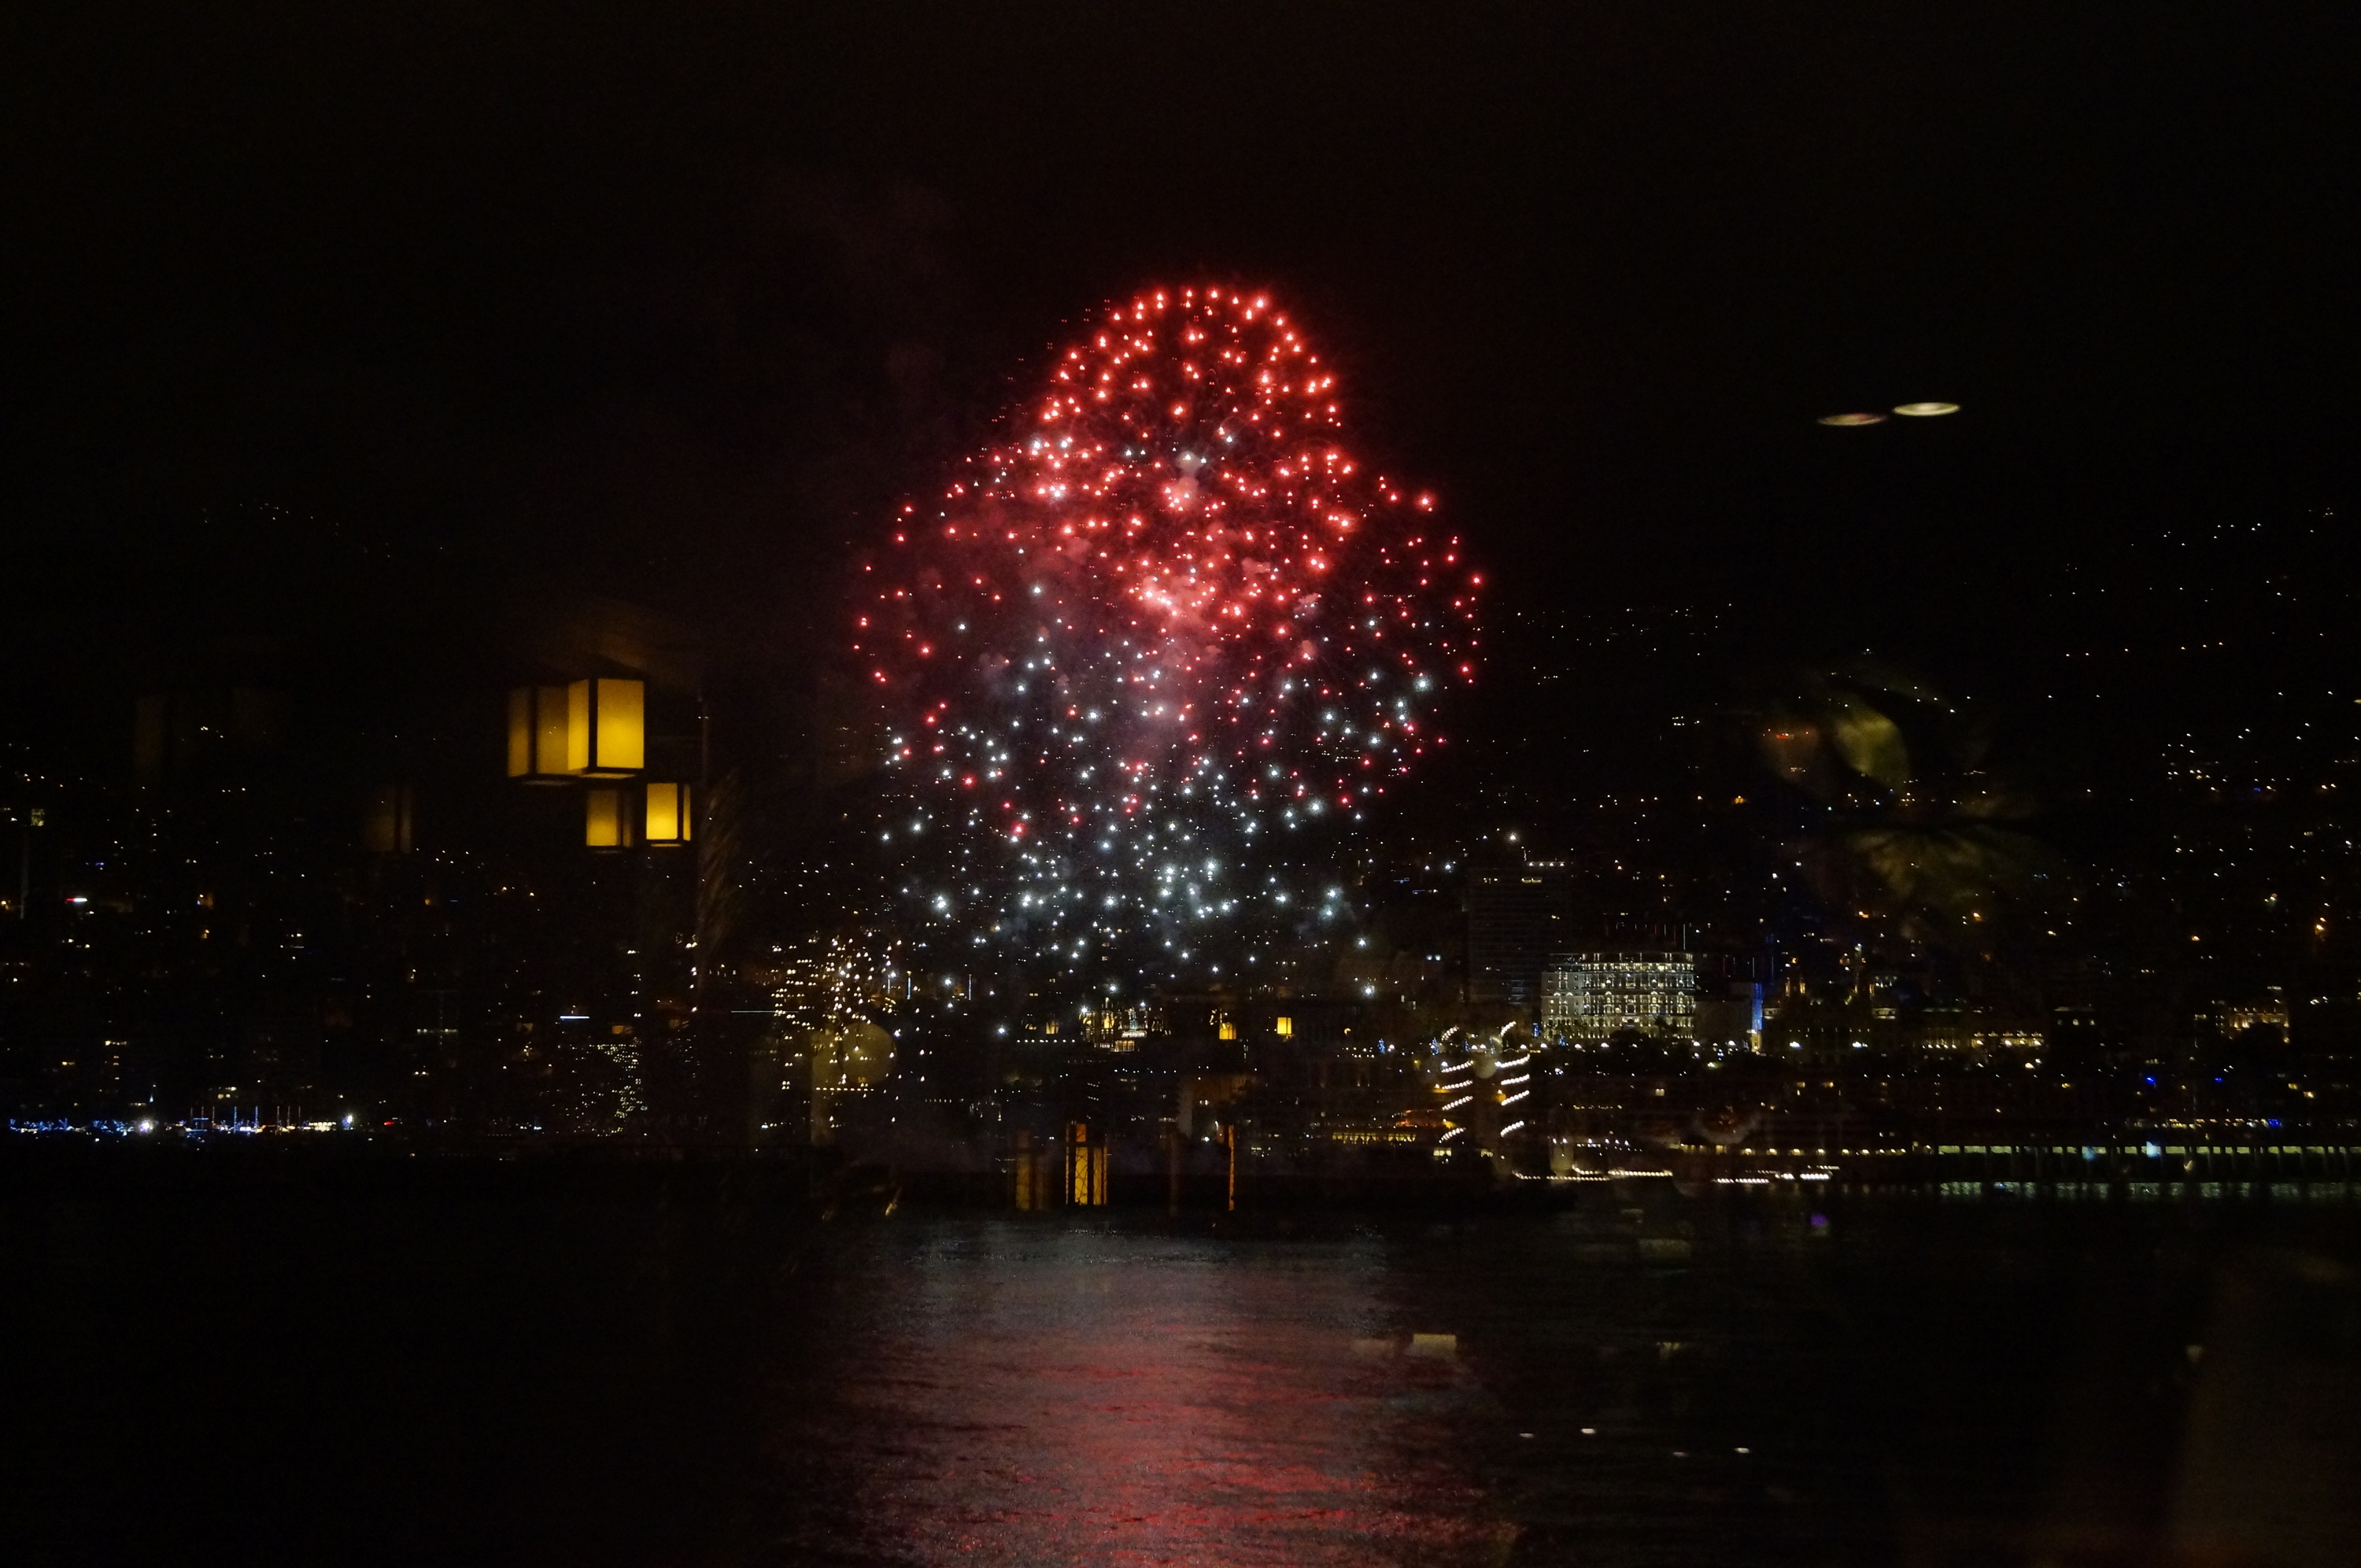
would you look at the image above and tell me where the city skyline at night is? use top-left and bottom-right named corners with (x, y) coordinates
top-left (4, 10), bottom-right (2357, 1565)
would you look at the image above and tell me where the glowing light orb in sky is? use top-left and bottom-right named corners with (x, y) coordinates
top-left (855, 285), bottom-right (1480, 959)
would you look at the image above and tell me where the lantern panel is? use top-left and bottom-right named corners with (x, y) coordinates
top-left (597, 678), bottom-right (644, 772)
top-left (566, 678), bottom-right (645, 777)
top-left (566, 682), bottom-right (593, 773)
top-left (363, 784), bottom-right (415, 854)
top-left (585, 786), bottom-right (635, 848)
top-left (506, 689), bottom-right (534, 777)
top-left (535, 684), bottom-right (571, 776)
top-left (645, 781), bottom-right (691, 844)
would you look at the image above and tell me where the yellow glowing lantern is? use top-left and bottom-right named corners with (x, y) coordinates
top-left (362, 784), bottom-right (415, 854)
top-left (1817, 411), bottom-right (1886, 427)
top-left (1892, 401), bottom-right (1960, 417)
top-left (584, 786), bottom-right (637, 848)
top-left (506, 686), bottom-right (580, 780)
top-left (566, 678), bottom-right (644, 777)
top-left (505, 689), bottom-right (533, 777)
top-left (1274, 1016), bottom-right (1293, 1038)
top-left (1066, 1122), bottom-right (1110, 1206)
top-left (536, 685), bottom-right (571, 773)
top-left (644, 781), bottom-right (692, 845)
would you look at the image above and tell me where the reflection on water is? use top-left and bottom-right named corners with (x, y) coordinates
top-left (773, 1223), bottom-right (1505, 1565)
top-left (767, 1201), bottom-right (2360, 1566)
top-left (6, 1175), bottom-right (2356, 1566)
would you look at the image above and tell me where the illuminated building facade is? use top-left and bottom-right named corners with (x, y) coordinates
top-left (1541, 951), bottom-right (1700, 1042)
top-left (1082, 1003), bottom-right (1165, 1050)
top-left (762, 932), bottom-right (905, 1034)
top-left (754, 933), bottom-right (904, 1144)
top-left (807, 1020), bottom-right (894, 1145)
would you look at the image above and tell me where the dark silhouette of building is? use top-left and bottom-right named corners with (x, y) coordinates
top-left (1465, 860), bottom-right (1576, 1005)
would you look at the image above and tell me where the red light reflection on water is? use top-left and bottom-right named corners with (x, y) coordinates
top-left (778, 1219), bottom-right (1504, 1565)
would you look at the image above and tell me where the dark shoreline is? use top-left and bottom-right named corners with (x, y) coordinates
top-left (8, 1133), bottom-right (2359, 1214)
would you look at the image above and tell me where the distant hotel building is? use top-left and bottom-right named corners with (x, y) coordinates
top-left (1542, 951), bottom-right (1700, 1041)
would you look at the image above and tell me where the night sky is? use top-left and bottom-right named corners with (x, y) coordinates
top-left (6, 4), bottom-right (2355, 677)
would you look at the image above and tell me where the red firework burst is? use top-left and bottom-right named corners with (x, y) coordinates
top-left (855, 286), bottom-right (1477, 924)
